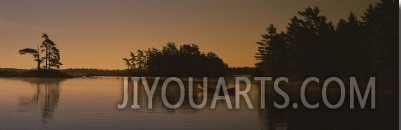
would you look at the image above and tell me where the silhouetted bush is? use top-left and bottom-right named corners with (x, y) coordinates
top-left (124, 43), bottom-right (229, 76)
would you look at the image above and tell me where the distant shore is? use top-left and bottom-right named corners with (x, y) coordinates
top-left (0, 69), bottom-right (73, 78)
top-left (0, 67), bottom-right (256, 78)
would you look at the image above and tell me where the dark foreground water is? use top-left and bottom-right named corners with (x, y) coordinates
top-left (0, 77), bottom-right (397, 130)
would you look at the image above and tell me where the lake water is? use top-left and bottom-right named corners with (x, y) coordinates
top-left (0, 77), bottom-right (397, 130)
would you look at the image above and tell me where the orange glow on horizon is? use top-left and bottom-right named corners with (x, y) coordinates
top-left (0, 0), bottom-right (377, 69)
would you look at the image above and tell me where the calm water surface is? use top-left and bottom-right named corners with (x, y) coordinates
top-left (0, 77), bottom-right (397, 130)
top-left (0, 77), bottom-right (266, 130)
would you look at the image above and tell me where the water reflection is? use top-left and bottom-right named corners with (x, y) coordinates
top-left (2, 77), bottom-right (265, 129)
top-left (17, 78), bottom-right (63, 123)
top-left (124, 78), bottom-right (217, 113)
top-left (259, 81), bottom-right (398, 130)
top-left (123, 78), bottom-right (244, 112)
top-left (0, 77), bottom-right (397, 129)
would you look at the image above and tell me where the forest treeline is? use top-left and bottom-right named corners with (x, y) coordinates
top-left (123, 43), bottom-right (228, 76)
top-left (255, 0), bottom-right (397, 81)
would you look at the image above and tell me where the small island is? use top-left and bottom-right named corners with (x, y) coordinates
top-left (2, 33), bottom-right (72, 78)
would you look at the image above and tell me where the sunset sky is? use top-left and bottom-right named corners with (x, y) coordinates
top-left (0, 0), bottom-right (377, 69)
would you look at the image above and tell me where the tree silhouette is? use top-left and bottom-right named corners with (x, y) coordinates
top-left (255, 24), bottom-right (288, 76)
top-left (335, 12), bottom-right (364, 76)
top-left (122, 58), bottom-right (132, 70)
top-left (40, 33), bottom-right (62, 69)
top-left (136, 49), bottom-right (146, 71)
top-left (18, 47), bottom-right (42, 71)
top-left (122, 51), bottom-right (136, 70)
top-left (361, 0), bottom-right (398, 79)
